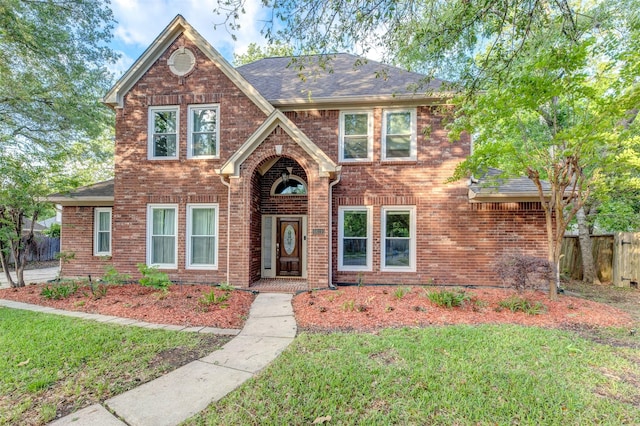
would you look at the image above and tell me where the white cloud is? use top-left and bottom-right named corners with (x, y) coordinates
top-left (109, 0), bottom-right (271, 74)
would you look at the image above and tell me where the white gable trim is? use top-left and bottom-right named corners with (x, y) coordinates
top-left (103, 15), bottom-right (274, 116)
top-left (217, 110), bottom-right (340, 178)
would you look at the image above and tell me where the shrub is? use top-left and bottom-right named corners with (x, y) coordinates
top-left (426, 289), bottom-right (470, 308)
top-left (498, 296), bottom-right (547, 315)
top-left (495, 254), bottom-right (552, 293)
top-left (136, 264), bottom-right (171, 294)
top-left (199, 289), bottom-right (230, 309)
top-left (40, 282), bottom-right (79, 300)
top-left (101, 265), bottom-right (132, 285)
top-left (393, 286), bottom-right (411, 300)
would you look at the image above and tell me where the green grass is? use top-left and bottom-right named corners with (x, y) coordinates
top-left (0, 308), bottom-right (230, 425)
top-left (187, 325), bottom-right (640, 425)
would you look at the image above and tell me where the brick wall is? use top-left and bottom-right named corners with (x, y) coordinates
top-left (60, 206), bottom-right (112, 278)
top-left (60, 34), bottom-right (548, 288)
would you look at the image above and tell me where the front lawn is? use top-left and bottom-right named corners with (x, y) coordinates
top-left (0, 308), bottom-right (231, 425)
top-left (187, 325), bottom-right (640, 425)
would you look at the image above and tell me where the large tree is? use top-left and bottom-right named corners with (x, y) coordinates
top-left (216, 0), bottom-right (640, 297)
top-left (0, 0), bottom-right (118, 287)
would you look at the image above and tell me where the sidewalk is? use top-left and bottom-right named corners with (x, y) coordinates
top-left (0, 266), bottom-right (59, 289)
top-left (30, 292), bottom-right (297, 426)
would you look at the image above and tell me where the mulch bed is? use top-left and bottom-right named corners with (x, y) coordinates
top-left (0, 282), bottom-right (635, 333)
top-left (292, 286), bottom-right (635, 332)
top-left (0, 283), bottom-right (254, 329)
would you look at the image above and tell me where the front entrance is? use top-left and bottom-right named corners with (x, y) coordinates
top-left (277, 217), bottom-right (302, 276)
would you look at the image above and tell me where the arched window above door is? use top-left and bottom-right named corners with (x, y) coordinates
top-left (271, 175), bottom-right (307, 195)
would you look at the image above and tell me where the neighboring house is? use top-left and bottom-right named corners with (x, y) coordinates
top-left (48, 15), bottom-right (548, 290)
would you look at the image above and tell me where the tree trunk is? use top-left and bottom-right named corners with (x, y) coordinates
top-left (0, 241), bottom-right (15, 287)
top-left (576, 206), bottom-right (600, 285)
top-left (544, 206), bottom-right (559, 300)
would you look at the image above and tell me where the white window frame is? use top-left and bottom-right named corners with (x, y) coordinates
top-left (146, 204), bottom-right (178, 269)
top-left (338, 206), bottom-right (373, 271)
top-left (187, 104), bottom-right (220, 159)
top-left (339, 110), bottom-right (373, 162)
top-left (148, 105), bottom-right (179, 160)
top-left (381, 206), bottom-right (416, 272)
top-left (186, 203), bottom-right (219, 270)
top-left (93, 208), bottom-right (112, 256)
top-left (381, 108), bottom-right (417, 161)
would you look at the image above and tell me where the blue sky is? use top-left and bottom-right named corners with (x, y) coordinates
top-left (109, 0), bottom-right (271, 77)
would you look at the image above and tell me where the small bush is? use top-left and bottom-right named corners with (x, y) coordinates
top-left (101, 265), bottom-right (132, 285)
top-left (342, 299), bottom-right (355, 312)
top-left (426, 289), bottom-right (470, 308)
top-left (495, 254), bottom-right (552, 293)
top-left (137, 264), bottom-right (171, 293)
top-left (90, 282), bottom-right (108, 300)
top-left (393, 286), bottom-right (411, 300)
top-left (40, 282), bottom-right (79, 300)
top-left (498, 296), bottom-right (547, 315)
top-left (199, 289), bottom-right (230, 309)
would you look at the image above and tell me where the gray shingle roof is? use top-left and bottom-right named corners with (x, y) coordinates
top-left (236, 53), bottom-right (445, 103)
top-left (468, 168), bottom-right (551, 200)
top-left (47, 179), bottom-right (114, 205)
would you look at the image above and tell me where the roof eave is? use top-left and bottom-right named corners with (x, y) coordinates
top-left (46, 196), bottom-right (115, 207)
top-left (468, 188), bottom-right (550, 202)
top-left (271, 93), bottom-right (455, 110)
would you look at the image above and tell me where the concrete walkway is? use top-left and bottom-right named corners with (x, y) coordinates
top-left (0, 293), bottom-right (297, 426)
top-left (0, 266), bottom-right (59, 289)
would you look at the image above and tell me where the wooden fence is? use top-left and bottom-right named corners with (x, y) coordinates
top-left (561, 233), bottom-right (640, 287)
top-left (8, 235), bottom-right (60, 264)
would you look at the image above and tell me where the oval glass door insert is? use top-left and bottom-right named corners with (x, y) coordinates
top-left (283, 225), bottom-right (296, 255)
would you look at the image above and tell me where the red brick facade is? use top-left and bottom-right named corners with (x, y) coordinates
top-left (60, 27), bottom-right (548, 288)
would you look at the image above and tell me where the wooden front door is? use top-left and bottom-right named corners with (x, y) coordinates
top-left (277, 218), bottom-right (302, 276)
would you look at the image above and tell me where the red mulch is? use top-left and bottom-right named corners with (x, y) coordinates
top-left (1, 283), bottom-right (635, 332)
top-left (0, 283), bottom-right (254, 329)
top-left (292, 286), bottom-right (635, 332)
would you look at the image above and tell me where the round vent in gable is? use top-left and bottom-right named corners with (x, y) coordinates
top-left (168, 47), bottom-right (196, 76)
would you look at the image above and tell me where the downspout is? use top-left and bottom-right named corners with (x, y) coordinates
top-left (219, 174), bottom-right (231, 284)
top-left (328, 172), bottom-right (341, 289)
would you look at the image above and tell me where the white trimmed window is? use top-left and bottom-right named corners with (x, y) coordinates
top-left (147, 204), bottom-right (178, 268)
top-left (94, 208), bottom-right (112, 256)
top-left (186, 204), bottom-right (218, 269)
top-left (148, 106), bottom-right (179, 159)
top-left (188, 105), bottom-right (219, 159)
top-left (338, 206), bottom-right (372, 271)
top-left (339, 110), bottom-right (373, 162)
top-left (382, 109), bottom-right (417, 160)
top-left (381, 206), bottom-right (416, 272)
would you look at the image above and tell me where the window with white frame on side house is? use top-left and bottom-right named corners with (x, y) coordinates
top-left (186, 204), bottom-right (218, 269)
top-left (339, 110), bottom-right (373, 162)
top-left (148, 106), bottom-right (179, 159)
top-left (94, 208), bottom-right (112, 256)
top-left (382, 109), bottom-right (417, 161)
top-left (147, 204), bottom-right (178, 268)
top-left (338, 206), bottom-right (373, 271)
top-left (188, 105), bottom-right (219, 158)
top-left (381, 206), bottom-right (416, 272)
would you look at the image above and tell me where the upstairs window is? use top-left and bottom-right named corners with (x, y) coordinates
top-left (94, 208), bottom-right (112, 256)
top-left (188, 105), bottom-right (219, 158)
top-left (149, 106), bottom-right (179, 159)
top-left (382, 109), bottom-right (417, 161)
top-left (339, 111), bottom-right (373, 162)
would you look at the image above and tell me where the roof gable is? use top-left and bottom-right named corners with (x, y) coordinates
top-left (218, 110), bottom-right (340, 178)
top-left (104, 15), bottom-right (273, 116)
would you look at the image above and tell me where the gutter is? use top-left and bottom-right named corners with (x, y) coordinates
top-left (218, 173), bottom-right (231, 285)
top-left (328, 173), bottom-right (342, 289)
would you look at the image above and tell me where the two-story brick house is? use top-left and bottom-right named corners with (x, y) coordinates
top-left (50, 15), bottom-right (548, 291)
